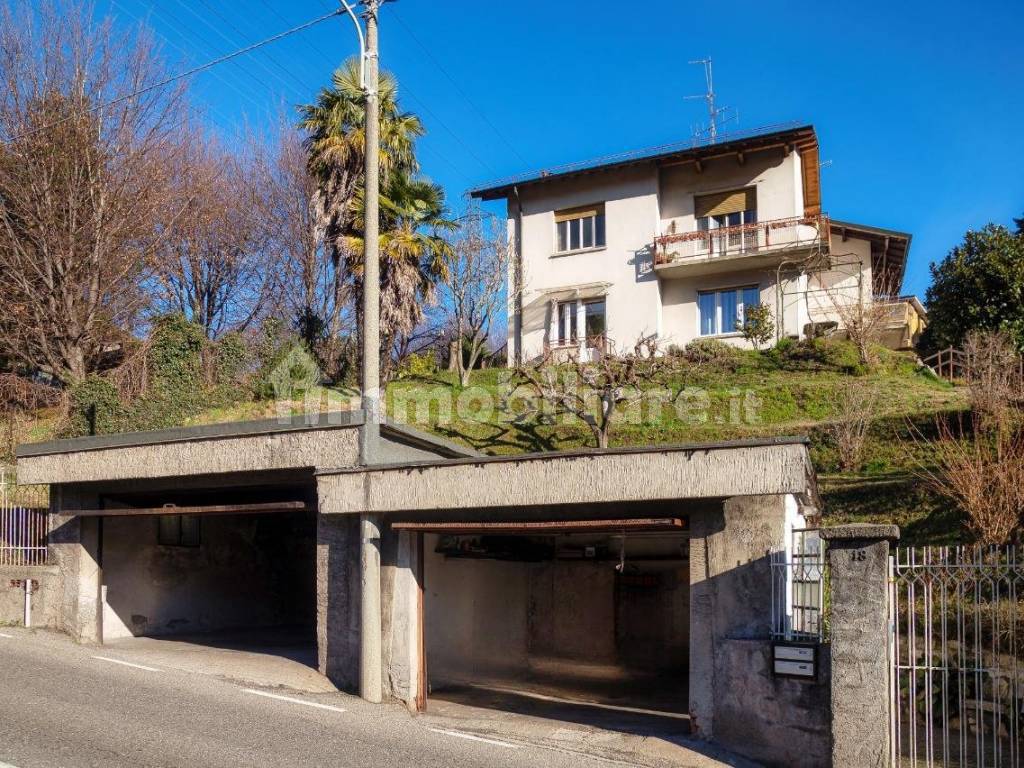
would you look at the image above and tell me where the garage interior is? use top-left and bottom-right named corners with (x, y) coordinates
top-left (89, 476), bottom-right (319, 666)
top-left (412, 513), bottom-right (692, 733)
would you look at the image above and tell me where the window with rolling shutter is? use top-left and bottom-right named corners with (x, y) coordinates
top-left (554, 203), bottom-right (606, 254)
top-left (694, 188), bottom-right (756, 219)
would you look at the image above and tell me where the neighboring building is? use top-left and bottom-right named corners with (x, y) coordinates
top-left (471, 123), bottom-right (923, 364)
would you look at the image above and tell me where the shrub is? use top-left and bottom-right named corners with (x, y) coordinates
top-left (65, 375), bottom-right (124, 436)
top-left (738, 303), bottom-right (775, 350)
top-left (683, 338), bottom-right (741, 367)
top-left (398, 351), bottom-right (437, 379)
top-left (213, 332), bottom-right (250, 388)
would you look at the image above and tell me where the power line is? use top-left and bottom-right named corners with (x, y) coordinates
top-left (4, 8), bottom-right (342, 143)
top-left (389, 7), bottom-right (528, 166)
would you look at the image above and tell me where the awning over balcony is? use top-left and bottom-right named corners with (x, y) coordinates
top-left (523, 281), bottom-right (612, 308)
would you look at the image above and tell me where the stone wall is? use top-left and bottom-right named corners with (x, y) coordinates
top-left (0, 565), bottom-right (61, 628)
top-left (689, 495), bottom-right (830, 768)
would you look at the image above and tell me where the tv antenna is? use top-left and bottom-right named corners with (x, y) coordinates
top-left (685, 57), bottom-right (737, 144)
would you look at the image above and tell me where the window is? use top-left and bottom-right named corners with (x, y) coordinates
top-left (584, 299), bottom-right (606, 343)
top-left (698, 286), bottom-right (761, 336)
top-left (556, 299), bottom-right (607, 346)
top-left (694, 188), bottom-right (758, 252)
top-left (555, 204), bottom-right (606, 254)
top-left (557, 300), bottom-right (577, 345)
top-left (158, 515), bottom-right (201, 547)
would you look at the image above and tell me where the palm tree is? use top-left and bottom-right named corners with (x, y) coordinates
top-left (300, 57), bottom-right (453, 380)
top-left (345, 172), bottom-right (455, 380)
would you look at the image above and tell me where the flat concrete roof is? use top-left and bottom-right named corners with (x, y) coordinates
top-left (316, 436), bottom-right (820, 514)
top-left (15, 411), bottom-right (473, 460)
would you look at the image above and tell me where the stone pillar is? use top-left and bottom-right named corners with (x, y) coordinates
top-left (360, 512), bottom-right (383, 703)
top-left (822, 523), bottom-right (899, 768)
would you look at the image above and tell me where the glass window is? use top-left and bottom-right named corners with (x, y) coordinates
top-left (158, 515), bottom-right (201, 547)
top-left (721, 290), bottom-right (739, 333)
top-left (554, 206), bottom-right (606, 253)
top-left (558, 301), bottom-right (577, 345)
top-left (698, 292), bottom-right (717, 336)
top-left (699, 285), bottom-right (760, 336)
top-left (584, 300), bottom-right (606, 341)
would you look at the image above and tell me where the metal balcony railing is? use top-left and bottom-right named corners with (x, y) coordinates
top-left (654, 214), bottom-right (829, 266)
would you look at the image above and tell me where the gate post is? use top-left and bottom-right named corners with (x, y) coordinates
top-left (821, 523), bottom-right (899, 768)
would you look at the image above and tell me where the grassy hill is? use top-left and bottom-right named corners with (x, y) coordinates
top-left (12, 339), bottom-right (970, 545)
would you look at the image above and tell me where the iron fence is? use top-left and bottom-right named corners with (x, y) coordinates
top-left (771, 527), bottom-right (826, 641)
top-left (0, 469), bottom-right (48, 566)
top-left (890, 546), bottom-right (1023, 768)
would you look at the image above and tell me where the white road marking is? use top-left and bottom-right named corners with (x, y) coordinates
top-left (0, 633), bottom-right (14, 639)
top-left (0, 760), bottom-right (22, 767)
top-left (242, 689), bottom-right (347, 713)
top-left (91, 656), bottom-right (161, 672)
top-left (427, 728), bottom-right (521, 749)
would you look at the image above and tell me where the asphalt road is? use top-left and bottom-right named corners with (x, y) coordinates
top-left (0, 628), bottom-right (644, 768)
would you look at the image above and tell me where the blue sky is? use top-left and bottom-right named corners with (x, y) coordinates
top-left (96, 0), bottom-right (1024, 298)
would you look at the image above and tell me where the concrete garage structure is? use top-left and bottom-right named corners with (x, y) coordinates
top-left (17, 415), bottom-right (834, 767)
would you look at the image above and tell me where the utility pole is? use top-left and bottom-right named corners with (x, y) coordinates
top-left (357, 0), bottom-right (383, 706)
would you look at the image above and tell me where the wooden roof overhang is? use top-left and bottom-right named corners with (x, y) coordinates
top-left (830, 219), bottom-right (913, 294)
top-left (470, 124), bottom-right (818, 202)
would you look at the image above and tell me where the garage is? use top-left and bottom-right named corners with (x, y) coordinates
top-left (408, 514), bottom-right (692, 731)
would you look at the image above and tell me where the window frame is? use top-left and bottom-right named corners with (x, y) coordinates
top-left (157, 514), bottom-right (201, 548)
top-left (697, 285), bottom-right (762, 337)
top-left (554, 204), bottom-right (607, 256)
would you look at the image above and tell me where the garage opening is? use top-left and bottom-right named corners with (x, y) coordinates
top-left (87, 484), bottom-right (318, 674)
top-left (410, 517), bottom-right (691, 734)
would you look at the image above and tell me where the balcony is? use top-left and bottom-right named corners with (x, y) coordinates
top-left (653, 215), bottom-right (830, 277)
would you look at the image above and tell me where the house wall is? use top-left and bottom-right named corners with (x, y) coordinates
top-left (658, 149), bottom-right (802, 236)
top-left (511, 164), bottom-right (662, 361)
top-left (805, 235), bottom-right (873, 329)
top-left (507, 149), bottom-right (809, 359)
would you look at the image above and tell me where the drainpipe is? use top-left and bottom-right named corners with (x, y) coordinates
top-left (23, 578), bottom-right (33, 628)
top-left (511, 186), bottom-right (524, 368)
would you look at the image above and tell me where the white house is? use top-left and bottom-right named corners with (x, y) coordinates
top-left (470, 123), bottom-right (923, 364)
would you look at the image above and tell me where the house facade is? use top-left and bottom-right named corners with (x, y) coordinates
top-left (471, 124), bottom-right (922, 364)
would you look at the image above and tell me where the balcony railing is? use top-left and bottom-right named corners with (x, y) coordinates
top-left (654, 214), bottom-right (829, 267)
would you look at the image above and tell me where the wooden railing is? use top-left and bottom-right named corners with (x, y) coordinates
top-left (654, 214), bottom-right (829, 266)
top-left (922, 345), bottom-right (1024, 385)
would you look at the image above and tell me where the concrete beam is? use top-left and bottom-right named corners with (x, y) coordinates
top-left (316, 439), bottom-right (817, 514)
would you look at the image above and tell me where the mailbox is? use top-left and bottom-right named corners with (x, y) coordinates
top-left (772, 641), bottom-right (818, 680)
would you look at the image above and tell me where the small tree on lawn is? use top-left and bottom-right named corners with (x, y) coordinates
top-left (516, 336), bottom-right (669, 449)
top-left (820, 270), bottom-right (901, 366)
top-left (738, 303), bottom-right (774, 350)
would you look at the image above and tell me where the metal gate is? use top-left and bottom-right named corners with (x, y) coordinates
top-left (890, 547), bottom-right (1023, 767)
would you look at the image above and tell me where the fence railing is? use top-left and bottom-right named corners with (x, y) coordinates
top-left (772, 528), bottom-right (827, 641)
top-left (654, 214), bottom-right (829, 266)
top-left (890, 546), bottom-right (1023, 768)
top-left (0, 471), bottom-right (49, 566)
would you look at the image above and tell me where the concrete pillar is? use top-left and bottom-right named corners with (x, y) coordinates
top-left (822, 523), bottom-right (899, 768)
top-left (48, 484), bottom-right (102, 643)
top-left (315, 512), bottom-right (360, 691)
top-left (360, 512), bottom-right (383, 703)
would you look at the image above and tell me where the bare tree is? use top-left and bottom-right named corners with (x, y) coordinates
top-left (823, 381), bottom-right (879, 471)
top-left (818, 266), bottom-right (901, 366)
top-left (962, 329), bottom-right (1024, 420)
top-left (439, 207), bottom-right (511, 386)
top-left (517, 336), bottom-right (670, 449)
top-left (0, 1), bottom-right (186, 383)
top-left (910, 413), bottom-right (1024, 545)
top-left (262, 122), bottom-right (351, 375)
top-left (150, 127), bottom-right (277, 338)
